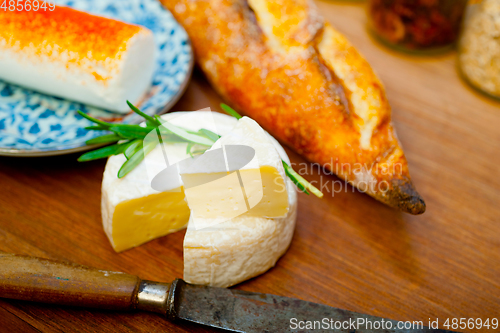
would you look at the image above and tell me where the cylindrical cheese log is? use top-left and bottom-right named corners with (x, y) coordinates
top-left (0, 6), bottom-right (156, 113)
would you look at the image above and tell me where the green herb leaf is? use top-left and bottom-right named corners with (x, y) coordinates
top-left (77, 110), bottom-right (113, 129)
top-left (282, 161), bottom-right (323, 198)
top-left (284, 164), bottom-right (309, 194)
top-left (186, 142), bottom-right (195, 158)
top-left (109, 125), bottom-right (156, 139)
top-left (191, 148), bottom-right (209, 155)
top-left (85, 134), bottom-right (121, 145)
top-left (154, 115), bottom-right (165, 124)
top-left (127, 101), bottom-right (160, 127)
top-left (118, 149), bottom-right (144, 179)
top-left (149, 126), bottom-right (190, 143)
top-left (154, 116), bottom-right (214, 144)
top-left (220, 103), bottom-right (242, 119)
top-left (199, 128), bottom-right (220, 142)
top-left (77, 141), bottom-right (131, 162)
top-left (160, 134), bottom-right (191, 143)
top-left (84, 126), bottom-right (108, 131)
top-left (118, 139), bottom-right (157, 178)
top-left (160, 121), bottom-right (214, 146)
top-left (124, 139), bottom-right (142, 160)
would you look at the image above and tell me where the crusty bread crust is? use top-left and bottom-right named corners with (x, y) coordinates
top-left (161, 0), bottom-right (425, 214)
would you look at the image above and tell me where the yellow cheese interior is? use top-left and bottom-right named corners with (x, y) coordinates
top-left (183, 166), bottom-right (289, 220)
top-left (247, 166), bottom-right (288, 217)
top-left (111, 188), bottom-right (190, 252)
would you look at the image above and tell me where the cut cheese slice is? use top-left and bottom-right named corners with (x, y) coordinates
top-left (102, 153), bottom-right (190, 253)
top-left (102, 166), bottom-right (190, 253)
top-left (181, 117), bottom-right (289, 226)
top-left (101, 111), bottom-right (297, 287)
top-left (0, 6), bottom-right (155, 113)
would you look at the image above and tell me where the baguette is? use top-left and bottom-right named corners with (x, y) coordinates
top-left (160, 0), bottom-right (426, 214)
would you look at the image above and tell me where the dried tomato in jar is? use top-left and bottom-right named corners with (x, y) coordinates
top-left (368, 0), bottom-right (468, 53)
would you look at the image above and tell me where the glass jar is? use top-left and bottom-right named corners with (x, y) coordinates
top-left (367, 0), bottom-right (468, 54)
top-left (458, 0), bottom-right (500, 100)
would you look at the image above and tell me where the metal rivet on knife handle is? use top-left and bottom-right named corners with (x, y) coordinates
top-left (135, 280), bottom-right (171, 315)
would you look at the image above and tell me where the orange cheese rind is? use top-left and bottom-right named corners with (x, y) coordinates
top-left (0, 6), bottom-right (156, 112)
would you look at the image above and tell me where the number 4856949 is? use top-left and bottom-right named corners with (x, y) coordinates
top-left (1, 0), bottom-right (56, 11)
top-left (443, 318), bottom-right (498, 330)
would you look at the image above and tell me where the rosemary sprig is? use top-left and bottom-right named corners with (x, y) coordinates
top-left (220, 103), bottom-right (323, 198)
top-left (77, 101), bottom-right (323, 198)
top-left (77, 141), bottom-right (133, 162)
top-left (127, 100), bottom-right (160, 127)
top-left (124, 140), bottom-right (142, 159)
top-left (118, 139), bottom-right (157, 178)
top-left (199, 128), bottom-right (220, 142)
top-left (77, 101), bottom-right (215, 178)
top-left (160, 121), bottom-right (215, 146)
top-left (283, 161), bottom-right (323, 198)
top-left (85, 133), bottom-right (122, 145)
top-left (221, 103), bottom-right (243, 119)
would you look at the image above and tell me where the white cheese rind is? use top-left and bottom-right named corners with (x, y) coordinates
top-left (183, 178), bottom-right (297, 288)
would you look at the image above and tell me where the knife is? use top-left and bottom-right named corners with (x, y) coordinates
top-left (0, 253), bottom-right (454, 332)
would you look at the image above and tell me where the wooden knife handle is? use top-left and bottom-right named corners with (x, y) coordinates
top-left (0, 252), bottom-right (169, 311)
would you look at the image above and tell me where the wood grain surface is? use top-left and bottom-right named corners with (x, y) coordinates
top-left (0, 2), bottom-right (499, 332)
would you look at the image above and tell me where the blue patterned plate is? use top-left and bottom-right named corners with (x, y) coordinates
top-left (0, 0), bottom-right (193, 156)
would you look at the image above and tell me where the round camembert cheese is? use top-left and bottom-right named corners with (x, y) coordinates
top-left (102, 111), bottom-right (297, 287)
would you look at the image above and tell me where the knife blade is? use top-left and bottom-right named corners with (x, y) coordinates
top-left (0, 253), bottom-right (454, 332)
top-left (173, 279), bottom-right (455, 332)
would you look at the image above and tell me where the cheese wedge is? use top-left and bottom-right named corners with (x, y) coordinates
top-left (0, 6), bottom-right (155, 113)
top-left (102, 112), bottom-right (225, 252)
top-left (102, 152), bottom-right (190, 253)
top-left (102, 111), bottom-right (297, 287)
top-left (181, 117), bottom-right (289, 227)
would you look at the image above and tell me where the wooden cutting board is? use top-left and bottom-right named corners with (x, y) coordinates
top-left (0, 2), bottom-right (498, 332)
